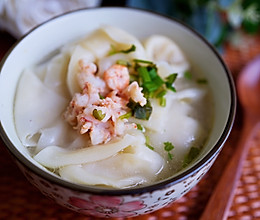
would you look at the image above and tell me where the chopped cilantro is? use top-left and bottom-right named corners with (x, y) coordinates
top-left (109, 44), bottom-right (136, 55)
top-left (92, 109), bottom-right (106, 121)
top-left (146, 144), bottom-right (155, 150)
top-left (184, 70), bottom-right (192, 80)
top-left (133, 59), bottom-right (154, 65)
top-left (99, 93), bottom-right (105, 99)
top-left (183, 147), bottom-right (201, 168)
top-left (136, 123), bottom-right (145, 132)
top-left (145, 135), bottom-right (154, 150)
top-left (156, 89), bottom-right (167, 106)
top-left (119, 111), bottom-right (132, 120)
top-left (165, 84), bottom-right (176, 92)
top-left (138, 66), bottom-right (151, 83)
top-left (134, 61), bottom-right (178, 107)
top-left (126, 98), bottom-right (137, 109)
top-left (116, 59), bottom-right (131, 67)
top-left (197, 78), bottom-right (208, 84)
top-left (159, 97), bottom-right (166, 107)
top-left (168, 152), bottom-right (173, 160)
top-left (126, 59), bottom-right (179, 120)
top-left (127, 99), bottom-right (152, 120)
top-left (156, 89), bottom-right (167, 98)
top-left (121, 45), bottom-right (136, 54)
top-left (153, 75), bottom-right (164, 87)
top-left (166, 73), bottom-right (178, 84)
top-left (129, 74), bottom-right (139, 83)
top-left (143, 81), bottom-right (159, 92)
top-left (148, 67), bottom-right (157, 79)
top-left (165, 73), bottom-right (178, 92)
top-left (164, 142), bottom-right (174, 160)
top-left (133, 103), bottom-right (152, 120)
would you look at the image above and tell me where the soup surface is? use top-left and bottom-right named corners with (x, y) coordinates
top-left (14, 25), bottom-right (213, 188)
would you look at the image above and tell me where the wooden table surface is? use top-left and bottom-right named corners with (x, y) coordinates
top-left (0, 30), bottom-right (260, 220)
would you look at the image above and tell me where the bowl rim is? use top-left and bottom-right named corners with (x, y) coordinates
top-left (0, 6), bottom-right (236, 196)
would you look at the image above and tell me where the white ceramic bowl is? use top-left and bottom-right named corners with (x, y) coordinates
top-left (0, 7), bottom-right (236, 218)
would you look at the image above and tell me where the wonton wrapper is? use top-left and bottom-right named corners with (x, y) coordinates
top-left (67, 45), bottom-right (95, 96)
top-left (15, 69), bottom-right (68, 146)
top-left (144, 35), bottom-right (189, 74)
top-left (59, 143), bottom-right (164, 188)
top-left (35, 130), bottom-right (164, 188)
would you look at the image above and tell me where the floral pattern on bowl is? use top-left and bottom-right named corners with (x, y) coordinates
top-left (68, 196), bottom-right (146, 217)
top-left (15, 153), bottom-right (216, 218)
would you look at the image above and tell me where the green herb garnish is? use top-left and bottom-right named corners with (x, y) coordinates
top-left (136, 123), bottom-right (145, 132)
top-left (156, 89), bottom-right (167, 98)
top-left (121, 44), bottom-right (136, 53)
top-left (165, 73), bottom-right (178, 92)
top-left (166, 73), bottom-right (178, 84)
top-left (138, 66), bottom-right (151, 83)
top-left (92, 109), bottom-right (106, 121)
top-left (133, 59), bottom-right (154, 65)
top-left (127, 99), bottom-right (152, 120)
top-left (134, 104), bottom-right (152, 120)
top-left (116, 59), bottom-right (131, 67)
top-left (109, 44), bottom-right (136, 55)
top-left (197, 78), bottom-right (208, 84)
top-left (183, 147), bottom-right (201, 168)
top-left (99, 93), bottom-right (105, 99)
top-left (145, 135), bottom-right (154, 150)
top-left (184, 70), bottom-right (192, 80)
top-left (119, 111), bottom-right (132, 120)
top-left (164, 142), bottom-right (174, 160)
top-left (146, 143), bottom-right (154, 150)
top-left (140, 67), bottom-right (164, 93)
top-left (129, 74), bottom-right (139, 83)
top-left (127, 59), bottom-right (179, 118)
top-left (133, 60), bottom-right (178, 107)
top-left (159, 97), bottom-right (166, 107)
top-left (143, 81), bottom-right (159, 92)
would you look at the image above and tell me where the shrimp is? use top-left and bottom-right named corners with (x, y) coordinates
top-left (123, 81), bottom-right (147, 106)
top-left (107, 90), bottom-right (128, 107)
top-left (77, 60), bottom-right (97, 90)
top-left (103, 64), bottom-right (130, 91)
top-left (64, 62), bottom-right (142, 145)
top-left (64, 93), bottom-right (89, 126)
top-left (82, 82), bottom-right (100, 105)
top-left (78, 59), bottom-right (97, 74)
top-left (77, 60), bottom-right (107, 95)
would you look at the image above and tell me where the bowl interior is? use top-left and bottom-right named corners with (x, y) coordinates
top-left (0, 7), bottom-right (235, 189)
